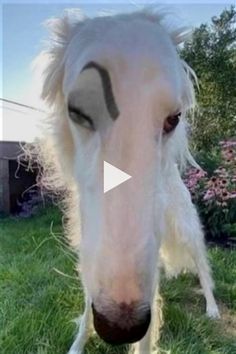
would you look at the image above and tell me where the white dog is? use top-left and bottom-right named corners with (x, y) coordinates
top-left (35, 7), bottom-right (220, 354)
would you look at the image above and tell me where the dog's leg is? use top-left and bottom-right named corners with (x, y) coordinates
top-left (188, 238), bottom-right (220, 319)
top-left (178, 190), bottom-right (220, 319)
top-left (130, 284), bottom-right (162, 354)
top-left (161, 164), bottom-right (220, 319)
top-left (68, 294), bottom-right (93, 354)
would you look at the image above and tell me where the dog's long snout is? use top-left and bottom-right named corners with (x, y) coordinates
top-left (92, 302), bottom-right (151, 345)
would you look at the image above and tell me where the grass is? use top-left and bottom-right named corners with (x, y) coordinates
top-left (0, 206), bottom-right (235, 354)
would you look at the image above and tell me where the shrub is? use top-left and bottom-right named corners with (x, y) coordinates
top-left (184, 139), bottom-right (236, 240)
top-left (181, 6), bottom-right (236, 151)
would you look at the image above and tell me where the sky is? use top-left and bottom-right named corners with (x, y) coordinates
top-left (0, 0), bottom-right (234, 141)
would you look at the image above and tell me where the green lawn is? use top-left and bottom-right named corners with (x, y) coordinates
top-left (0, 207), bottom-right (235, 354)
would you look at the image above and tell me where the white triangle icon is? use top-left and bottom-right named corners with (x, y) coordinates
top-left (104, 161), bottom-right (132, 193)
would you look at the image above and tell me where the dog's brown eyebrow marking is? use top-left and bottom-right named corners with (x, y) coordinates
top-left (82, 61), bottom-right (120, 120)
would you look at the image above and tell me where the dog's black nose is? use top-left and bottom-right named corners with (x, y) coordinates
top-left (92, 302), bottom-right (151, 345)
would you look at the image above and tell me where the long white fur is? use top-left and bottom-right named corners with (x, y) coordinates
top-left (34, 7), bottom-right (220, 354)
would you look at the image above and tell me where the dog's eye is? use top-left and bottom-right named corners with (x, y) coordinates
top-left (163, 112), bottom-right (181, 134)
top-left (68, 105), bottom-right (95, 131)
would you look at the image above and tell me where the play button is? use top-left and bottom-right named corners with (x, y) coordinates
top-left (104, 161), bottom-right (132, 193)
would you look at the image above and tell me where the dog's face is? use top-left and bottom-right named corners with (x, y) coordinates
top-left (40, 10), bottom-right (195, 344)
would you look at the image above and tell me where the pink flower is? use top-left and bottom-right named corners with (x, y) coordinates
top-left (219, 140), bottom-right (236, 148)
top-left (203, 189), bottom-right (215, 201)
top-left (221, 191), bottom-right (230, 200)
top-left (196, 169), bottom-right (207, 178)
top-left (219, 178), bottom-right (229, 187)
top-left (227, 192), bottom-right (236, 199)
top-left (222, 150), bottom-right (234, 160)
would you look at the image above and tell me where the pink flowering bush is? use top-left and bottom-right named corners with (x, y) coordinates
top-left (184, 139), bottom-right (236, 239)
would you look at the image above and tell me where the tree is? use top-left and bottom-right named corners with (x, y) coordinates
top-left (181, 6), bottom-right (236, 152)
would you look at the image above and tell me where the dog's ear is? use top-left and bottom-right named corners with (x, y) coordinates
top-left (36, 9), bottom-right (87, 107)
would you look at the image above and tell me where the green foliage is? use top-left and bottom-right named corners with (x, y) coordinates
top-left (196, 149), bottom-right (221, 175)
top-left (181, 6), bottom-right (236, 151)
